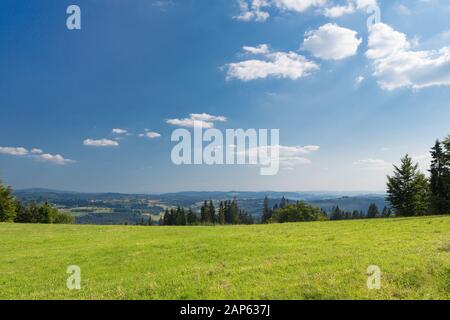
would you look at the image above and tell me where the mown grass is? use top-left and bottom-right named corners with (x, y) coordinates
top-left (0, 216), bottom-right (449, 300)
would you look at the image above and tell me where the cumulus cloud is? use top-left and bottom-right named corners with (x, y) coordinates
top-left (234, 0), bottom-right (270, 22)
top-left (31, 148), bottom-right (43, 154)
top-left (83, 139), bottom-right (119, 147)
top-left (34, 153), bottom-right (74, 165)
top-left (167, 113), bottom-right (227, 128)
top-left (243, 44), bottom-right (270, 54)
top-left (112, 128), bottom-right (128, 135)
top-left (0, 146), bottom-right (29, 156)
top-left (226, 47), bottom-right (319, 81)
top-left (367, 23), bottom-right (450, 90)
top-left (323, 4), bottom-right (355, 18)
top-left (139, 130), bottom-right (162, 139)
top-left (0, 146), bottom-right (73, 165)
top-left (235, 0), bottom-right (377, 21)
top-left (302, 24), bottom-right (362, 60)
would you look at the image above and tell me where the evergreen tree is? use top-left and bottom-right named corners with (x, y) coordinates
top-left (429, 140), bottom-right (448, 214)
top-left (209, 200), bottom-right (215, 223)
top-left (0, 178), bottom-right (17, 222)
top-left (367, 203), bottom-right (380, 218)
top-left (200, 200), bottom-right (210, 223)
top-left (230, 198), bottom-right (239, 224)
top-left (218, 201), bottom-right (225, 225)
top-left (351, 210), bottom-right (360, 219)
top-left (186, 208), bottom-right (197, 225)
top-left (330, 206), bottom-right (343, 220)
top-left (262, 196), bottom-right (272, 223)
top-left (280, 196), bottom-right (288, 209)
top-left (387, 154), bottom-right (430, 216)
top-left (224, 201), bottom-right (232, 224)
top-left (381, 206), bottom-right (389, 218)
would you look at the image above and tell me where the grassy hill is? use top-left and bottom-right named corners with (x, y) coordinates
top-left (0, 216), bottom-right (449, 300)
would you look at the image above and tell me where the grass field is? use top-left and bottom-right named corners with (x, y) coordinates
top-left (0, 216), bottom-right (449, 300)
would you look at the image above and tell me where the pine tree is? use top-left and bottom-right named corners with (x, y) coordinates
top-left (367, 203), bottom-right (380, 218)
top-left (330, 206), bottom-right (343, 220)
top-left (351, 210), bottom-right (360, 219)
top-left (230, 198), bottom-right (239, 224)
top-left (209, 200), bottom-right (215, 223)
top-left (429, 140), bottom-right (448, 214)
top-left (218, 201), bottom-right (225, 225)
top-left (280, 196), bottom-right (287, 209)
top-left (387, 154), bottom-right (430, 216)
top-left (0, 178), bottom-right (17, 222)
top-left (224, 201), bottom-right (231, 224)
top-left (186, 208), bottom-right (197, 225)
top-left (200, 201), bottom-right (207, 223)
top-left (381, 206), bottom-right (391, 218)
top-left (262, 196), bottom-right (272, 223)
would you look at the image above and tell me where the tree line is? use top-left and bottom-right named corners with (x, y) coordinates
top-left (0, 178), bottom-right (74, 224)
top-left (160, 199), bottom-right (254, 226)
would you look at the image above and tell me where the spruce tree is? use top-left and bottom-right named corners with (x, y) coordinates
top-left (429, 140), bottom-right (448, 214)
top-left (0, 178), bottom-right (17, 222)
top-left (367, 203), bottom-right (380, 218)
top-left (262, 196), bottom-right (272, 223)
top-left (218, 201), bottom-right (225, 224)
top-left (387, 154), bottom-right (429, 216)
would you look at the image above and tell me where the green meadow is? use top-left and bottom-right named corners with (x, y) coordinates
top-left (0, 216), bottom-right (449, 300)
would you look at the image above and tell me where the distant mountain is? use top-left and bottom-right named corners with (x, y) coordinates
top-left (13, 188), bottom-right (387, 225)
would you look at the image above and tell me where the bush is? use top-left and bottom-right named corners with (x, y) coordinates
top-left (270, 202), bottom-right (327, 223)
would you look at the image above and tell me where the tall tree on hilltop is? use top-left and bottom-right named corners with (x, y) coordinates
top-left (387, 154), bottom-right (430, 216)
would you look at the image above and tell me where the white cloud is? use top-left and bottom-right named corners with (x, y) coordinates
top-left (234, 0), bottom-right (270, 22)
top-left (243, 44), bottom-right (270, 54)
top-left (302, 24), bottom-right (362, 60)
top-left (167, 113), bottom-right (227, 128)
top-left (226, 50), bottom-right (319, 81)
top-left (355, 75), bottom-right (365, 85)
top-left (274, 0), bottom-right (326, 12)
top-left (323, 4), bottom-right (355, 18)
top-left (34, 153), bottom-right (74, 165)
top-left (234, 0), bottom-right (377, 21)
top-left (112, 128), bottom-right (128, 135)
top-left (83, 139), bottom-right (119, 147)
top-left (0, 146), bottom-right (29, 156)
top-left (31, 148), bottom-right (43, 154)
top-left (0, 146), bottom-right (74, 165)
top-left (367, 23), bottom-right (450, 90)
top-left (190, 113), bottom-right (227, 122)
top-left (139, 130), bottom-right (161, 139)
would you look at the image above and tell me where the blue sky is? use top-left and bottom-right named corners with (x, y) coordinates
top-left (1, 0), bottom-right (450, 193)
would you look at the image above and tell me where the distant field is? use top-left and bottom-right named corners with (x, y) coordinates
top-left (0, 216), bottom-right (449, 300)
